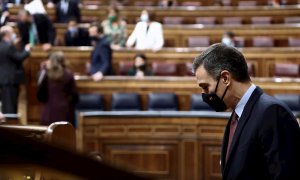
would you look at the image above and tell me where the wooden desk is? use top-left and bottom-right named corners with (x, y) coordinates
top-left (53, 23), bottom-right (300, 47)
top-left (77, 111), bottom-right (230, 180)
top-left (27, 47), bottom-right (300, 77)
top-left (0, 121), bottom-right (76, 150)
top-left (82, 0), bottom-right (298, 6)
top-left (25, 75), bottom-right (300, 123)
top-left (8, 5), bottom-right (300, 24)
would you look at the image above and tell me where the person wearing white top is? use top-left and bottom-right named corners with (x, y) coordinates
top-left (126, 9), bottom-right (164, 51)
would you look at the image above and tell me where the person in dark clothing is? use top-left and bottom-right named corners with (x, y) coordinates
top-left (17, 10), bottom-right (56, 51)
top-left (193, 43), bottom-right (300, 179)
top-left (64, 18), bottom-right (89, 46)
top-left (128, 53), bottom-right (153, 78)
top-left (55, 0), bottom-right (81, 23)
top-left (88, 23), bottom-right (112, 81)
top-left (37, 51), bottom-right (78, 126)
top-left (0, 25), bottom-right (31, 113)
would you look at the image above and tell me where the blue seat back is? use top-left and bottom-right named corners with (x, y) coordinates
top-left (111, 93), bottom-right (141, 111)
top-left (148, 93), bottom-right (178, 111)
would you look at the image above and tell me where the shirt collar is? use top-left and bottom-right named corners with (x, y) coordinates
top-left (235, 84), bottom-right (256, 119)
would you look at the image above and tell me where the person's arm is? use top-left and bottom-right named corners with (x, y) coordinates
top-left (126, 23), bottom-right (139, 48)
top-left (8, 44), bottom-right (30, 63)
top-left (98, 44), bottom-right (111, 74)
top-left (69, 74), bottom-right (79, 105)
top-left (46, 17), bottom-right (56, 45)
top-left (119, 21), bottom-right (127, 47)
top-left (37, 69), bottom-right (48, 103)
top-left (153, 23), bottom-right (164, 50)
top-left (259, 105), bottom-right (300, 179)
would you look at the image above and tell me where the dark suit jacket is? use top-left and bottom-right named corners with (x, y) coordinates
top-left (221, 87), bottom-right (300, 179)
top-left (64, 27), bottom-right (89, 46)
top-left (17, 13), bottom-right (56, 47)
top-left (90, 36), bottom-right (112, 75)
top-left (56, 0), bottom-right (81, 23)
top-left (0, 41), bottom-right (30, 85)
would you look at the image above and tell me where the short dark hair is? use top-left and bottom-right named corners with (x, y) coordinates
top-left (90, 22), bottom-right (103, 34)
top-left (134, 53), bottom-right (147, 61)
top-left (224, 31), bottom-right (235, 38)
top-left (67, 17), bottom-right (78, 24)
top-left (144, 9), bottom-right (155, 22)
top-left (192, 43), bottom-right (250, 82)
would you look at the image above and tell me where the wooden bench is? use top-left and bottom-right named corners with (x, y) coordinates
top-left (8, 5), bottom-right (300, 24)
top-left (82, 0), bottom-right (299, 6)
top-left (0, 121), bottom-right (149, 180)
top-left (26, 47), bottom-right (300, 78)
top-left (0, 121), bottom-right (76, 150)
top-left (52, 23), bottom-right (300, 47)
top-left (76, 111), bottom-right (226, 180)
top-left (24, 75), bottom-right (300, 123)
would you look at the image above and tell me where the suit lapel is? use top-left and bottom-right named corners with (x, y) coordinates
top-left (221, 112), bottom-right (232, 172)
top-left (222, 87), bottom-right (263, 177)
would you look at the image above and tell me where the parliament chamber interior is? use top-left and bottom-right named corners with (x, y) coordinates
top-left (0, 0), bottom-right (300, 179)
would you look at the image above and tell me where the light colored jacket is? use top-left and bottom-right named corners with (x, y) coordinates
top-left (126, 21), bottom-right (164, 50)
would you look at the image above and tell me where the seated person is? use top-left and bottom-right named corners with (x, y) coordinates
top-left (47, 0), bottom-right (80, 8)
top-left (101, 6), bottom-right (127, 49)
top-left (64, 18), bottom-right (89, 46)
top-left (126, 9), bottom-right (164, 51)
top-left (17, 9), bottom-right (56, 51)
top-left (128, 53), bottom-right (153, 78)
top-left (55, 0), bottom-right (81, 23)
top-left (221, 31), bottom-right (236, 47)
top-left (159, 0), bottom-right (177, 7)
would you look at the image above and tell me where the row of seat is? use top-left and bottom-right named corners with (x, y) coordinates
top-left (187, 36), bottom-right (300, 47)
top-left (77, 93), bottom-right (300, 112)
top-left (117, 62), bottom-right (300, 77)
top-left (83, 0), bottom-right (299, 6)
top-left (163, 16), bottom-right (300, 25)
top-left (77, 93), bottom-right (210, 111)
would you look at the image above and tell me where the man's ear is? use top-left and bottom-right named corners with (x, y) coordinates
top-left (220, 70), bottom-right (231, 86)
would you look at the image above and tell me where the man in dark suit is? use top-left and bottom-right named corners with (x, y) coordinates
top-left (64, 18), bottom-right (89, 46)
top-left (0, 25), bottom-right (31, 113)
top-left (56, 0), bottom-right (81, 23)
top-left (88, 23), bottom-right (112, 81)
top-left (17, 10), bottom-right (56, 51)
top-left (192, 43), bottom-right (300, 179)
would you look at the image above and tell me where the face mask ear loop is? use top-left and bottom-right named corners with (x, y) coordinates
top-left (221, 86), bottom-right (229, 100)
top-left (215, 78), bottom-right (220, 93)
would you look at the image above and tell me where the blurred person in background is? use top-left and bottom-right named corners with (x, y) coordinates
top-left (159, 0), bottom-right (177, 7)
top-left (17, 9), bottom-right (56, 51)
top-left (126, 9), bottom-right (164, 51)
top-left (88, 23), bottom-right (112, 81)
top-left (0, 25), bottom-right (31, 114)
top-left (221, 31), bottom-right (236, 47)
top-left (55, 0), bottom-right (81, 23)
top-left (37, 51), bottom-right (78, 126)
top-left (64, 18), bottom-right (89, 46)
top-left (47, 0), bottom-right (80, 8)
top-left (101, 6), bottom-right (127, 50)
top-left (128, 53), bottom-right (153, 78)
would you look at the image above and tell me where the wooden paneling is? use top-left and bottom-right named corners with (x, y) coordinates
top-left (77, 112), bottom-right (229, 180)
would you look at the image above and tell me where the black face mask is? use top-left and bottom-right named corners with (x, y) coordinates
top-left (202, 77), bottom-right (228, 112)
top-left (89, 36), bottom-right (99, 43)
top-left (136, 64), bottom-right (146, 71)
